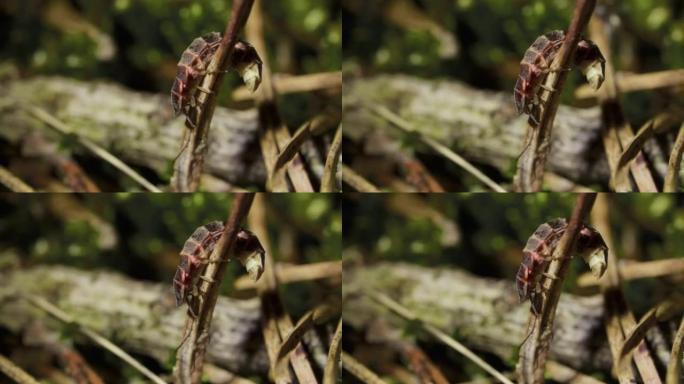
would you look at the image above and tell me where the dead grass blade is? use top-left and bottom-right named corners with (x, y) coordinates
top-left (545, 361), bottom-right (607, 384)
top-left (25, 294), bottom-right (166, 384)
top-left (369, 290), bottom-right (514, 384)
top-left (27, 105), bottom-right (161, 192)
top-left (342, 352), bottom-right (387, 384)
top-left (616, 297), bottom-right (684, 382)
top-left (667, 316), bottom-right (684, 384)
top-left (342, 165), bottom-right (381, 192)
top-left (591, 195), bottom-right (660, 383)
top-left (368, 104), bottom-right (506, 192)
top-left (274, 304), bottom-right (339, 373)
top-left (323, 319), bottom-right (342, 384)
top-left (665, 121), bottom-right (684, 192)
top-left (271, 122), bottom-right (311, 184)
top-left (0, 165), bottom-right (34, 192)
top-left (589, 18), bottom-right (657, 192)
top-left (249, 195), bottom-right (318, 384)
top-left (321, 125), bottom-right (342, 192)
top-left (0, 353), bottom-right (40, 384)
top-left (612, 120), bottom-right (655, 191)
top-left (246, 0), bottom-right (313, 192)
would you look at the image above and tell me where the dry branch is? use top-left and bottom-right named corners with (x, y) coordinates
top-left (232, 71), bottom-right (342, 101)
top-left (518, 193), bottom-right (597, 383)
top-left (175, 193), bottom-right (255, 383)
top-left (172, 0), bottom-right (256, 191)
top-left (575, 69), bottom-right (684, 99)
top-left (514, 0), bottom-right (598, 191)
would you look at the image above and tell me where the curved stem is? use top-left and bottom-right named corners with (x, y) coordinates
top-left (518, 193), bottom-right (597, 383)
top-left (514, 0), bottom-right (597, 191)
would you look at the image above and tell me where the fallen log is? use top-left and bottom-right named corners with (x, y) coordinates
top-left (0, 265), bottom-right (269, 375)
top-left (344, 75), bottom-right (668, 186)
top-left (344, 262), bottom-right (615, 372)
top-left (1, 75), bottom-right (266, 186)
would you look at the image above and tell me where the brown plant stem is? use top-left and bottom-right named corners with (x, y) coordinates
top-left (518, 193), bottom-right (597, 383)
top-left (171, 0), bottom-right (255, 192)
top-left (175, 193), bottom-right (255, 384)
top-left (514, 0), bottom-right (597, 191)
top-left (321, 125), bottom-right (342, 192)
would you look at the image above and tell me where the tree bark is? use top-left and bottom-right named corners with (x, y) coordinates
top-left (0, 265), bottom-right (269, 375)
top-left (1, 76), bottom-right (266, 186)
top-left (344, 262), bottom-right (616, 372)
top-left (344, 75), bottom-right (666, 186)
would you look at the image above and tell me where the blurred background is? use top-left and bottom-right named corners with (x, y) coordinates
top-left (0, 193), bottom-right (342, 382)
top-left (342, 193), bottom-right (684, 382)
top-left (342, 0), bottom-right (684, 191)
top-left (0, 0), bottom-right (342, 191)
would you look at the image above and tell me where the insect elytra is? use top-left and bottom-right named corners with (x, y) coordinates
top-left (513, 30), bottom-right (606, 126)
top-left (171, 33), bottom-right (262, 128)
top-left (173, 221), bottom-right (265, 317)
top-left (516, 218), bottom-right (608, 314)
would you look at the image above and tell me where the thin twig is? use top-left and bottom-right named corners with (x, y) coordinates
top-left (518, 193), bottom-right (597, 383)
top-left (368, 104), bottom-right (506, 192)
top-left (0, 165), bottom-right (34, 192)
top-left (234, 260), bottom-right (341, 290)
top-left (232, 71), bottom-right (342, 101)
top-left (24, 294), bottom-right (166, 384)
top-left (369, 290), bottom-right (514, 384)
top-left (665, 121), bottom-right (684, 192)
top-left (342, 165), bottom-right (381, 192)
top-left (575, 69), bottom-right (684, 99)
top-left (175, 193), bottom-right (255, 384)
top-left (0, 354), bottom-right (40, 384)
top-left (321, 125), bottom-right (342, 192)
top-left (323, 319), bottom-right (343, 384)
top-left (171, 0), bottom-right (255, 191)
top-left (342, 352), bottom-right (387, 384)
top-left (514, 0), bottom-right (597, 191)
top-left (577, 258), bottom-right (684, 287)
top-left (26, 105), bottom-right (161, 192)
